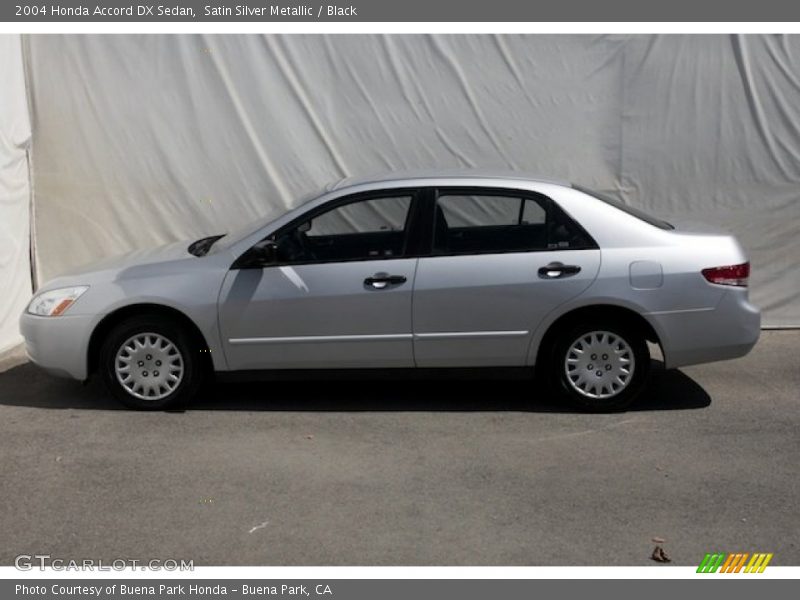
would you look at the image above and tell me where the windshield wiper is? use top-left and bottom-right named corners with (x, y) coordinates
top-left (188, 234), bottom-right (225, 257)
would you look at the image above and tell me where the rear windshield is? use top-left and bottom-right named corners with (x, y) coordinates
top-left (574, 185), bottom-right (674, 230)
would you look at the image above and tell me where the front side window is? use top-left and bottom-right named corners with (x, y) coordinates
top-left (275, 194), bottom-right (413, 264)
top-left (433, 190), bottom-right (595, 255)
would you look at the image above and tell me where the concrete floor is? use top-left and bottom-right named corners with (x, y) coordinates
top-left (0, 331), bottom-right (797, 566)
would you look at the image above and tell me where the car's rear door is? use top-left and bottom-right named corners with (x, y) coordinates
top-left (412, 187), bottom-right (601, 367)
top-left (218, 189), bottom-right (423, 370)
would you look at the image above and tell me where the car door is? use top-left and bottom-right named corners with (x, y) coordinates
top-left (218, 189), bottom-right (422, 370)
top-left (412, 187), bottom-right (601, 367)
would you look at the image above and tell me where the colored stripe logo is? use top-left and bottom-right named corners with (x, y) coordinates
top-left (697, 552), bottom-right (773, 573)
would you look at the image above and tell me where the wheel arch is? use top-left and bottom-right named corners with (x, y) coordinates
top-left (530, 303), bottom-right (664, 369)
top-left (87, 303), bottom-right (214, 377)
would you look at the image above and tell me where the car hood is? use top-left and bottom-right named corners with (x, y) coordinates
top-left (41, 239), bottom-right (198, 289)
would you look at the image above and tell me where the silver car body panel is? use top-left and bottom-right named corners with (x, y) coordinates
top-left (412, 249), bottom-right (600, 367)
top-left (19, 173), bottom-right (761, 380)
top-left (218, 258), bottom-right (418, 369)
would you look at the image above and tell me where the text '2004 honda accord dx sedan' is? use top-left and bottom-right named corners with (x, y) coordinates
top-left (20, 172), bottom-right (760, 411)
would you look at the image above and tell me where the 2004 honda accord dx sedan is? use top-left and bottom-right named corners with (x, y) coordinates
top-left (20, 172), bottom-right (760, 411)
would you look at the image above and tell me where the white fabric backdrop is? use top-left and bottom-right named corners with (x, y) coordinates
top-left (18, 35), bottom-right (800, 327)
top-left (0, 34), bottom-right (32, 352)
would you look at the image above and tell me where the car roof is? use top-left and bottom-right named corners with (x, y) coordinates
top-left (327, 169), bottom-right (572, 192)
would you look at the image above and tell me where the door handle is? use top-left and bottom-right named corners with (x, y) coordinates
top-left (364, 273), bottom-right (407, 289)
top-left (538, 262), bottom-right (582, 279)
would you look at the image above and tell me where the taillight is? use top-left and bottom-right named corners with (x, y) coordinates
top-left (702, 262), bottom-right (750, 287)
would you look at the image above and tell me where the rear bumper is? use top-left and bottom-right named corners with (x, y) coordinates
top-left (19, 312), bottom-right (95, 380)
top-left (648, 289), bottom-right (761, 369)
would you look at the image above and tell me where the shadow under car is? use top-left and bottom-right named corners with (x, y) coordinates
top-left (0, 360), bottom-right (710, 413)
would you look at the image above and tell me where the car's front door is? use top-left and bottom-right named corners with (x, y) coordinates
top-left (412, 188), bottom-right (601, 367)
top-left (218, 190), bottom-right (422, 370)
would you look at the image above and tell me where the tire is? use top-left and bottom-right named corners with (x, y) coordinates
top-left (99, 315), bottom-right (205, 410)
top-left (546, 320), bottom-right (650, 412)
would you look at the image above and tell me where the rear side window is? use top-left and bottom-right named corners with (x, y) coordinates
top-left (433, 190), bottom-right (595, 255)
top-left (574, 185), bottom-right (674, 230)
top-left (438, 195), bottom-right (523, 228)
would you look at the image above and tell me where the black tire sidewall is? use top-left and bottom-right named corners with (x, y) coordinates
top-left (99, 315), bottom-right (202, 410)
top-left (550, 320), bottom-right (650, 412)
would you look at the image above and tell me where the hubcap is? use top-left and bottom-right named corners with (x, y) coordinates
top-left (564, 331), bottom-right (635, 400)
top-left (114, 333), bottom-right (184, 401)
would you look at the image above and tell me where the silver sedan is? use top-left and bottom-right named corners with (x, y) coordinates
top-left (20, 172), bottom-right (760, 411)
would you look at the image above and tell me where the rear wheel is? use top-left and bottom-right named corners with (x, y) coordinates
top-left (548, 321), bottom-right (650, 411)
top-left (99, 315), bottom-right (204, 410)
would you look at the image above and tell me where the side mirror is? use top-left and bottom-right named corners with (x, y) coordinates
top-left (297, 220), bottom-right (312, 233)
top-left (234, 239), bottom-right (277, 269)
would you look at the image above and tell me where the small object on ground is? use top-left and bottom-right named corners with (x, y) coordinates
top-left (652, 536), bottom-right (665, 544)
top-left (305, 434), bottom-right (314, 440)
top-left (651, 545), bottom-right (671, 563)
top-left (248, 520), bottom-right (269, 534)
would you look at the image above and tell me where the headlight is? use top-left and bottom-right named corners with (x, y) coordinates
top-left (27, 286), bottom-right (89, 317)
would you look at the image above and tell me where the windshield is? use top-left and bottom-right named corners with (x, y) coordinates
top-left (208, 187), bottom-right (329, 253)
top-left (574, 185), bottom-right (674, 230)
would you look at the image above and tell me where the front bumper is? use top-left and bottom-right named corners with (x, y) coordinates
top-left (649, 289), bottom-right (761, 369)
top-left (19, 312), bottom-right (97, 380)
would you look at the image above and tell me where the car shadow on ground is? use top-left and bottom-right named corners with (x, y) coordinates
top-left (0, 361), bottom-right (710, 413)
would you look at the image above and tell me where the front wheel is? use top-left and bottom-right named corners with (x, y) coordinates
top-left (550, 323), bottom-right (650, 412)
top-left (99, 315), bottom-right (204, 410)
